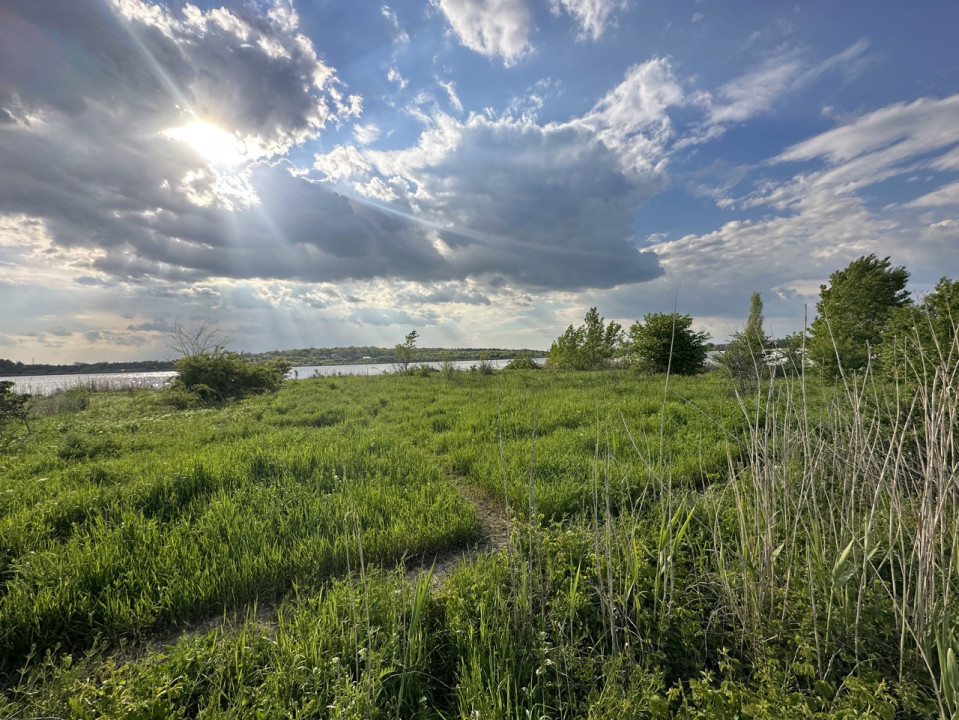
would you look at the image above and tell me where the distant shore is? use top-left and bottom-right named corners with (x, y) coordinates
top-left (0, 347), bottom-right (545, 378)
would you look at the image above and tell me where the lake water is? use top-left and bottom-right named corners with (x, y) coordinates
top-left (1, 358), bottom-right (543, 395)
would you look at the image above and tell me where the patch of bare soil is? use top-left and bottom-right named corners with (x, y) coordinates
top-left (405, 480), bottom-right (511, 590)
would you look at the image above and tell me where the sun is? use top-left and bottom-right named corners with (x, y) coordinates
top-left (163, 121), bottom-right (249, 167)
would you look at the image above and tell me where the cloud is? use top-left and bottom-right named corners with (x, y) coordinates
top-left (640, 93), bottom-right (959, 326)
top-left (348, 307), bottom-right (439, 327)
top-left (550, 0), bottom-right (629, 41)
top-left (438, 79), bottom-right (464, 113)
top-left (313, 59), bottom-right (686, 290)
top-left (433, 0), bottom-right (533, 65)
top-left (908, 180), bottom-right (959, 208)
top-left (354, 124), bottom-right (381, 145)
top-left (381, 5), bottom-right (410, 45)
top-left (387, 66), bottom-right (409, 89)
top-left (0, 0), bottom-right (378, 288)
top-left (778, 94), bottom-right (959, 166)
top-left (679, 41), bottom-right (873, 149)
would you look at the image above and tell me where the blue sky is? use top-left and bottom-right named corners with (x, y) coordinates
top-left (1, 0), bottom-right (957, 362)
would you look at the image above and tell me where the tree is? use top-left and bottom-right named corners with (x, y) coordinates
top-left (720, 292), bottom-right (772, 391)
top-left (547, 308), bottom-right (622, 370)
top-left (394, 330), bottom-right (419, 373)
top-left (880, 276), bottom-right (959, 376)
top-left (625, 312), bottom-right (709, 375)
top-left (808, 255), bottom-right (910, 377)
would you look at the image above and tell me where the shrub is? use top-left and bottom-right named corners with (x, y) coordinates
top-left (624, 312), bottom-right (710, 375)
top-left (503, 355), bottom-right (541, 370)
top-left (57, 430), bottom-right (117, 460)
top-left (171, 352), bottom-right (291, 402)
top-left (547, 307), bottom-right (622, 370)
top-left (0, 381), bottom-right (29, 433)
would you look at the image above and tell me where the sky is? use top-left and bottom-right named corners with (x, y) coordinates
top-left (1, 0), bottom-right (958, 363)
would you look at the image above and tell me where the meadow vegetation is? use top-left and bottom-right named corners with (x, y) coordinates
top-left (0, 351), bottom-right (954, 717)
top-left (1, 258), bottom-right (957, 717)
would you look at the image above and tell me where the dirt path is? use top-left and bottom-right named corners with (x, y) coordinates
top-left (405, 479), bottom-right (511, 590)
top-left (130, 476), bottom-right (510, 655)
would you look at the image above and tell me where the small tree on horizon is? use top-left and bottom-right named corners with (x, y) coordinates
top-left (394, 330), bottom-right (419, 373)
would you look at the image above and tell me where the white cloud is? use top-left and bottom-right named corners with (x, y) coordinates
top-left (680, 41), bottom-right (873, 149)
top-left (311, 58), bottom-right (689, 289)
top-left (579, 59), bottom-right (684, 174)
top-left (388, 66), bottom-right (409, 89)
top-left (778, 95), bottom-right (959, 165)
top-left (438, 79), bottom-right (464, 113)
top-left (908, 180), bottom-right (959, 208)
top-left (353, 123), bottom-right (382, 145)
top-left (550, 0), bottom-right (629, 41)
top-left (707, 54), bottom-right (805, 125)
top-left (640, 93), bottom-right (959, 328)
top-left (433, 0), bottom-right (533, 65)
top-left (381, 5), bottom-right (410, 45)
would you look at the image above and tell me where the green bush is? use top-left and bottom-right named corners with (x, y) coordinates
top-left (503, 355), bottom-right (541, 370)
top-left (171, 352), bottom-right (291, 402)
top-left (0, 381), bottom-right (29, 432)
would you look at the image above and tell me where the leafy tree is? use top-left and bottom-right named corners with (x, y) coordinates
top-left (720, 292), bottom-right (772, 391)
top-left (547, 308), bottom-right (622, 370)
top-left (394, 330), bottom-right (419, 373)
top-left (625, 312), bottom-right (709, 375)
top-left (808, 255), bottom-right (910, 377)
top-left (881, 276), bottom-right (959, 376)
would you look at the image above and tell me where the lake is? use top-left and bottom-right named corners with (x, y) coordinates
top-left (1, 358), bottom-right (542, 395)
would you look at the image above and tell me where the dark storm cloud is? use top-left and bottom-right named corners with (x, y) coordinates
top-left (0, 0), bottom-right (664, 296)
top-left (415, 119), bottom-right (666, 289)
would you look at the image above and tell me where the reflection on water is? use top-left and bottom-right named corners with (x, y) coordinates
top-left (0, 371), bottom-right (178, 396)
top-left (1, 358), bottom-right (544, 395)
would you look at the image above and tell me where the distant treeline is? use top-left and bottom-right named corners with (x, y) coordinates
top-left (0, 347), bottom-right (547, 377)
top-left (0, 358), bottom-right (175, 377)
top-left (241, 346), bottom-right (546, 366)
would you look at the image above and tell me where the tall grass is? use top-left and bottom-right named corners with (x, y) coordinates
top-left (1, 340), bottom-right (956, 717)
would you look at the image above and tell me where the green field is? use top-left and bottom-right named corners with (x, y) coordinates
top-left (1, 367), bottom-right (956, 718)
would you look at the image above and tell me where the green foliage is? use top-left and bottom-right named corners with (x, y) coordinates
top-left (394, 329), bottom-right (419, 373)
top-left (26, 387), bottom-right (90, 417)
top-left (547, 307), bottom-right (622, 370)
top-left (808, 254), bottom-right (910, 377)
top-left (172, 352), bottom-right (290, 402)
top-left (0, 381), bottom-right (29, 434)
top-left (720, 292), bottom-right (772, 391)
top-left (880, 276), bottom-right (959, 376)
top-left (2, 363), bottom-right (956, 718)
top-left (625, 312), bottom-right (710, 375)
top-left (503, 354), bottom-right (541, 370)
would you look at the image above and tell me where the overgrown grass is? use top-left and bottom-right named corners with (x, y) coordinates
top-left (1, 350), bottom-right (956, 718)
